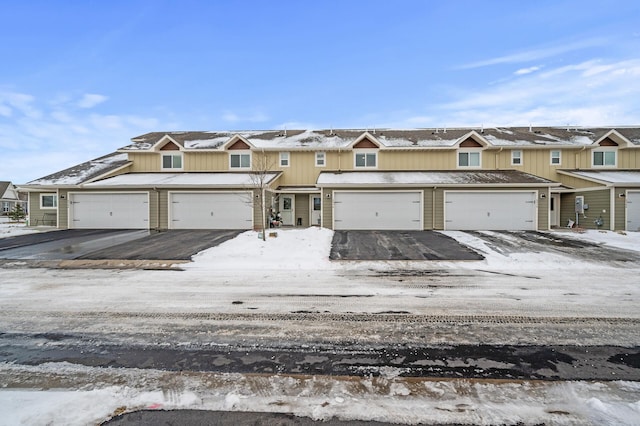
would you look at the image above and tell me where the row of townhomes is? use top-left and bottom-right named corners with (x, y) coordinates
top-left (20, 127), bottom-right (640, 232)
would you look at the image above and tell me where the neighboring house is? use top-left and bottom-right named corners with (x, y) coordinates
top-left (19, 127), bottom-right (640, 231)
top-left (0, 181), bottom-right (26, 217)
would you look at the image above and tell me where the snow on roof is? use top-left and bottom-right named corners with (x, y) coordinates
top-left (83, 172), bottom-right (281, 188)
top-left (26, 153), bottom-right (130, 186)
top-left (564, 170), bottom-right (640, 184)
top-left (317, 170), bottom-right (556, 186)
top-left (121, 127), bottom-right (638, 151)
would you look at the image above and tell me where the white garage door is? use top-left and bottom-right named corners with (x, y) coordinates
top-left (445, 191), bottom-right (537, 230)
top-left (170, 192), bottom-right (253, 229)
top-left (69, 193), bottom-right (149, 229)
top-left (627, 191), bottom-right (640, 231)
top-left (333, 191), bottom-right (422, 230)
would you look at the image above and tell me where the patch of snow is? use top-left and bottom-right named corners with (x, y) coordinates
top-left (0, 220), bottom-right (41, 237)
top-left (84, 172), bottom-right (280, 187)
top-left (27, 153), bottom-right (129, 186)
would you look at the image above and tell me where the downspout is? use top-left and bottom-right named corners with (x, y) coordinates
top-left (495, 147), bottom-right (503, 169)
top-left (610, 187), bottom-right (615, 231)
top-left (338, 148), bottom-right (341, 171)
top-left (576, 146), bottom-right (587, 169)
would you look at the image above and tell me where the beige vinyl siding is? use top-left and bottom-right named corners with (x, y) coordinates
top-left (186, 152), bottom-right (230, 171)
top-left (558, 175), bottom-right (608, 189)
top-left (423, 188), bottom-right (434, 230)
top-left (379, 151), bottom-right (456, 170)
top-left (560, 189), bottom-right (610, 230)
top-left (619, 150), bottom-right (640, 169)
top-left (58, 189), bottom-right (68, 228)
top-left (128, 153), bottom-right (161, 172)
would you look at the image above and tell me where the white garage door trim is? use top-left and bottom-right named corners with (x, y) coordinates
top-left (68, 192), bottom-right (150, 229)
top-left (444, 190), bottom-right (538, 231)
top-left (332, 190), bottom-right (423, 230)
top-left (168, 191), bottom-right (253, 230)
top-left (626, 190), bottom-right (640, 232)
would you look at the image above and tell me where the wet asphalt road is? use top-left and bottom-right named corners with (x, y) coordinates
top-left (1, 332), bottom-right (638, 381)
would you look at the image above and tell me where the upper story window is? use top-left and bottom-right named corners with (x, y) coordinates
top-left (355, 151), bottom-right (377, 168)
top-left (550, 150), bottom-right (561, 165)
top-left (279, 152), bottom-right (290, 167)
top-left (592, 149), bottom-right (616, 167)
top-left (161, 153), bottom-right (183, 170)
top-left (511, 150), bottom-right (522, 166)
top-left (230, 151), bottom-right (251, 169)
top-left (315, 152), bottom-right (326, 167)
top-left (458, 150), bottom-right (481, 168)
top-left (40, 193), bottom-right (57, 209)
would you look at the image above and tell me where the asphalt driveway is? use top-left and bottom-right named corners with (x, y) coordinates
top-left (330, 230), bottom-right (484, 261)
top-left (0, 229), bottom-right (242, 261)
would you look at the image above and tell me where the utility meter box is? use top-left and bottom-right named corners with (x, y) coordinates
top-left (575, 196), bottom-right (585, 214)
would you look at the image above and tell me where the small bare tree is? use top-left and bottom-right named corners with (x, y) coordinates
top-left (249, 150), bottom-right (276, 241)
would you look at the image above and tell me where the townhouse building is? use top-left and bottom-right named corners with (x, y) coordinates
top-left (21, 127), bottom-right (640, 232)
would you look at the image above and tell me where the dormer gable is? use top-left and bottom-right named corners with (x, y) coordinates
top-left (455, 131), bottom-right (490, 148)
top-left (223, 134), bottom-right (254, 150)
top-left (349, 132), bottom-right (381, 149)
top-left (152, 135), bottom-right (184, 152)
top-left (594, 129), bottom-right (634, 148)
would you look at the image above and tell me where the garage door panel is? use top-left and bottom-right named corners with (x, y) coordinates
top-left (627, 191), bottom-right (640, 231)
top-left (170, 192), bottom-right (253, 229)
top-left (334, 191), bottom-right (422, 230)
top-left (70, 193), bottom-right (149, 229)
top-left (445, 192), bottom-right (537, 231)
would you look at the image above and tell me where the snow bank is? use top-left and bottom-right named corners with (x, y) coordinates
top-left (0, 220), bottom-right (41, 238)
top-left (186, 227), bottom-right (335, 271)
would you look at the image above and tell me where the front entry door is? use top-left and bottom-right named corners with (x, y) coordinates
top-left (311, 196), bottom-right (322, 226)
top-left (279, 195), bottom-right (294, 226)
top-left (550, 194), bottom-right (560, 227)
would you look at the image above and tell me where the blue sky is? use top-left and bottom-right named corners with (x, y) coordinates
top-left (2, 0), bottom-right (639, 183)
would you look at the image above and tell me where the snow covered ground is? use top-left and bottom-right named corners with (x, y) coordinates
top-left (1, 224), bottom-right (640, 425)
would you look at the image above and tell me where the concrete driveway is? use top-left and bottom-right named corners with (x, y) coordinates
top-left (330, 230), bottom-right (484, 261)
top-left (0, 229), bottom-right (242, 261)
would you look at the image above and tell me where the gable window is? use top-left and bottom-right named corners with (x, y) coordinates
top-left (550, 150), bottom-right (561, 165)
top-left (511, 150), bottom-right (522, 166)
top-left (458, 151), bottom-right (481, 167)
top-left (161, 153), bottom-right (183, 170)
top-left (315, 152), bottom-right (326, 167)
top-left (230, 152), bottom-right (251, 169)
top-left (279, 152), bottom-right (290, 167)
top-left (40, 193), bottom-right (57, 209)
top-left (592, 150), bottom-right (616, 167)
top-left (355, 151), bottom-right (377, 168)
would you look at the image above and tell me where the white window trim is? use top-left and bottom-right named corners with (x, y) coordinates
top-left (550, 150), bottom-right (562, 166)
top-left (315, 151), bottom-right (326, 167)
top-left (592, 148), bottom-right (617, 168)
top-left (457, 150), bottom-right (482, 168)
top-left (279, 152), bottom-right (290, 167)
top-left (161, 153), bottom-right (184, 171)
top-left (40, 193), bottom-right (58, 209)
top-left (229, 151), bottom-right (252, 170)
top-left (511, 150), bottom-right (523, 166)
top-left (354, 150), bottom-right (378, 168)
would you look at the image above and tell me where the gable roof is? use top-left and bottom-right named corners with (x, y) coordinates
top-left (119, 127), bottom-right (640, 152)
top-left (557, 170), bottom-right (640, 186)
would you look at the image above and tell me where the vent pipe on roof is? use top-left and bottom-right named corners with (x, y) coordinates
top-left (435, 128), bottom-right (439, 134)
top-left (284, 127), bottom-right (287, 137)
top-left (529, 124), bottom-right (532, 132)
top-left (444, 126), bottom-right (447, 133)
top-left (481, 124), bottom-right (484, 133)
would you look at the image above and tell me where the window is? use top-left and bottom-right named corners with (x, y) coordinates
top-left (230, 152), bottom-right (251, 169)
top-left (40, 193), bottom-right (57, 209)
top-left (355, 151), bottom-right (377, 168)
top-left (2, 202), bottom-right (9, 213)
top-left (315, 152), bottom-right (326, 167)
top-left (592, 150), bottom-right (616, 167)
top-left (511, 150), bottom-right (522, 165)
top-left (279, 152), bottom-right (290, 167)
top-left (458, 151), bottom-right (481, 167)
top-left (161, 153), bottom-right (183, 170)
top-left (550, 150), bottom-right (561, 165)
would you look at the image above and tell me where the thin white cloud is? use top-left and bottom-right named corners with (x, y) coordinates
top-left (77, 93), bottom-right (108, 109)
top-left (458, 38), bottom-right (607, 69)
top-left (514, 66), bottom-right (541, 75)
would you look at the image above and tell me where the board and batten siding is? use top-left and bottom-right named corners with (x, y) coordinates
top-left (128, 153), bottom-right (161, 172)
top-left (560, 189), bottom-right (611, 230)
